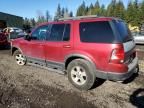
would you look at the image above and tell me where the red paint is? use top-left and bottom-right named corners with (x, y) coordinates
top-left (12, 17), bottom-right (136, 74)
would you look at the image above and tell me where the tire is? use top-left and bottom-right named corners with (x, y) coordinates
top-left (67, 59), bottom-right (96, 90)
top-left (13, 50), bottom-right (26, 66)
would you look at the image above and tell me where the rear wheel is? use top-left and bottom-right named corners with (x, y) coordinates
top-left (13, 50), bottom-right (26, 66)
top-left (67, 59), bottom-right (96, 90)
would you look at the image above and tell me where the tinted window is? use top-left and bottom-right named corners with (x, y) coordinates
top-left (63, 24), bottom-right (70, 41)
top-left (48, 24), bottom-right (65, 41)
top-left (31, 25), bottom-right (49, 40)
top-left (80, 21), bottom-right (115, 43)
top-left (113, 20), bottom-right (133, 42)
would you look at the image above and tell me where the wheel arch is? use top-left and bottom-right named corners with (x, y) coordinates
top-left (65, 54), bottom-right (96, 72)
top-left (11, 46), bottom-right (23, 55)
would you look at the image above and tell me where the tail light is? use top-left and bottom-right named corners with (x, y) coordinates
top-left (110, 48), bottom-right (125, 64)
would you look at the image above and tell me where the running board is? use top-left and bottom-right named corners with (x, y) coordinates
top-left (27, 62), bottom-right (65, 75)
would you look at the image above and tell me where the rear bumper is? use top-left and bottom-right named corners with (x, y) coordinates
top-left (96, 57), bottom-right (138, 81)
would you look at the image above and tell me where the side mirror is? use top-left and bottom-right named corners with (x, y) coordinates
top-left (24, 35), bottom-right (31, 41)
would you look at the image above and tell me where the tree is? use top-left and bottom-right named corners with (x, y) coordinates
top-left (87, 3), bottom-right (94, 15)
top-left (45, 10), bottom-right (51, 22)
top-left (126, 1), bottom-right (134, 23)
top-left (92, 0), bottom-right (101, 15)
top-left (140, 0), bottom-right (144, 24)
top-left (133, 0), bottom-right (141, 26)
top-left (76, 1), bottom-right (86, 16)
top-left (100, 4), bottom-right (106, 16)
top-left (23, 18), bottom-right (31, 30)
top-left (36, 10), bottom-right (46, 24)
top-left (64, 8), bottom-right (69, 18)
top-left (54, 4), bottom-right (62, 20)
top-left (126, 0), bottom-right (141, 27)
top-left (30, 18), bottom-right (36, 27)
top-left (107, 0), bottom-right (116, 17)
top-left (114, 0), bottom-right (125, 19)
top-left (61, 8), bottom-right (65, 18)
top-left (69, 11), bottom-right (73, 17)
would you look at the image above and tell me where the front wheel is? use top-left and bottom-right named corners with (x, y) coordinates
top-left (13, 50), bottom-right (26, 66)
top-left (67, 59), bottom-right (96, 90)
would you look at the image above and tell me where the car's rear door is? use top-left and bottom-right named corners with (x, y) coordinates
top-left (45, 22), bottom-right (72, 70)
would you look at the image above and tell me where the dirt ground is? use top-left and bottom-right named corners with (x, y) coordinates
top-left (0, 47), bottom-right (144, 108)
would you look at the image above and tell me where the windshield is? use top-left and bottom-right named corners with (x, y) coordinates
top-left (114, 20), bottom-right (133, 42)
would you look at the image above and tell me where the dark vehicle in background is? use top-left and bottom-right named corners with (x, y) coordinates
top-left (0, 27), bottom-right (24, 48)
top-left (11, 16), bottom-right (139, 90)
top-left (4, 27), bottom-right (25, 40)
top-left (3, 27), bottom-right (23, 40)
top-left (0, 32), bottom-right (8, 46)
top-left (0, 28), bottom-right (3, 33)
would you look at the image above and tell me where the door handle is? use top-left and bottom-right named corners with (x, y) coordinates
top-left (63, 45), bottom-right (71, 48)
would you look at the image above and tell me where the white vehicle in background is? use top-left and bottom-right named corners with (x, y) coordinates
top-left (3, 27), bottom-right (23, 33)
top-left (3, 27), bottom-right (24, 42)
top-left (132, 32), bottom-right (144, 44)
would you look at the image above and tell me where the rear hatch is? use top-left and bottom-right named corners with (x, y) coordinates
top-left (113, 20), bottom-right (136, 64)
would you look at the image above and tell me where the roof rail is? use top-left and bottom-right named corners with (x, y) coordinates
top-left (58, 15), bottom-right (98, 21)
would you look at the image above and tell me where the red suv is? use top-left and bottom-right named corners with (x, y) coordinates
top-left (11, 16), bottom-right (139, 90)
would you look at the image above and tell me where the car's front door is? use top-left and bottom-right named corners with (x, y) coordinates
top-left (26, 25), bottom-right (49, 64)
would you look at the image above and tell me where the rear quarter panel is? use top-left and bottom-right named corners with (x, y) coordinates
top-left (73, 20), bottom-right (113, 71)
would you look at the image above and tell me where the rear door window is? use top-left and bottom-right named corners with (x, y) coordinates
top-left (47, 24), bottom-right (70, 41)
top-left (62, 24), bottom-right (70, 41)
top-left (48, 24), bottom-right (65, 41)
top-left (79, 21), bottom-right (115, 43)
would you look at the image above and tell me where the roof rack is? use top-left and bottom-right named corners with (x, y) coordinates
top-left (58, 15), bottom-right (98, 21)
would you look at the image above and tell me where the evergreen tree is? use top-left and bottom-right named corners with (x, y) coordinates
top-left (115, 0), bottom-right (125, 19)
top-left (140, 0), bottom-right (144, 24)
top-left (23, 18), bottom-right (31, 30)
top-left (23, 18), bottom-right (30, 25)
top-left (36, 10), bottom-right (46, 24)
top-left (126, 1), bottom-right (134, 23)
top-left (126, 0), bottom-right (140, 26)
top-left (133, 0), bottom-right (141, 26)
top-left (74, 0), bottom-right (144, 29)
top-left (46, 10), bottom-right (51, 22)
top-left (61, 8), bottom-right (65, 18)
top-left (87, 3), bottom-right (94, 15)
top-left (76, 1), bottom-right (86, 16)
top-left (92, 0), bottom-right (101, 15)
top-left (30, 18), bottom-right (36, 27)
top-left (100, 4), bottom-right (106, 16)
top-left (85, 6), bottom-right (89, 15)
top-left (107, 0), bottom-right (116, 17)
top-left (69, 11), bottom-right (73, 17)
top-left (54, 4), bottom-right (62, 20)
top-left (64, 8), bottom-right (69, 18)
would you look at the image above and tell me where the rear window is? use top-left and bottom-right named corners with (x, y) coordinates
top-left (79, 21), bottom-right (115, 43)
top-left (113, 20), bottom-right (133, 42)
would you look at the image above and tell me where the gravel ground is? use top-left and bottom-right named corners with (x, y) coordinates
top-left (0, 48), bottom-right (143, 108)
